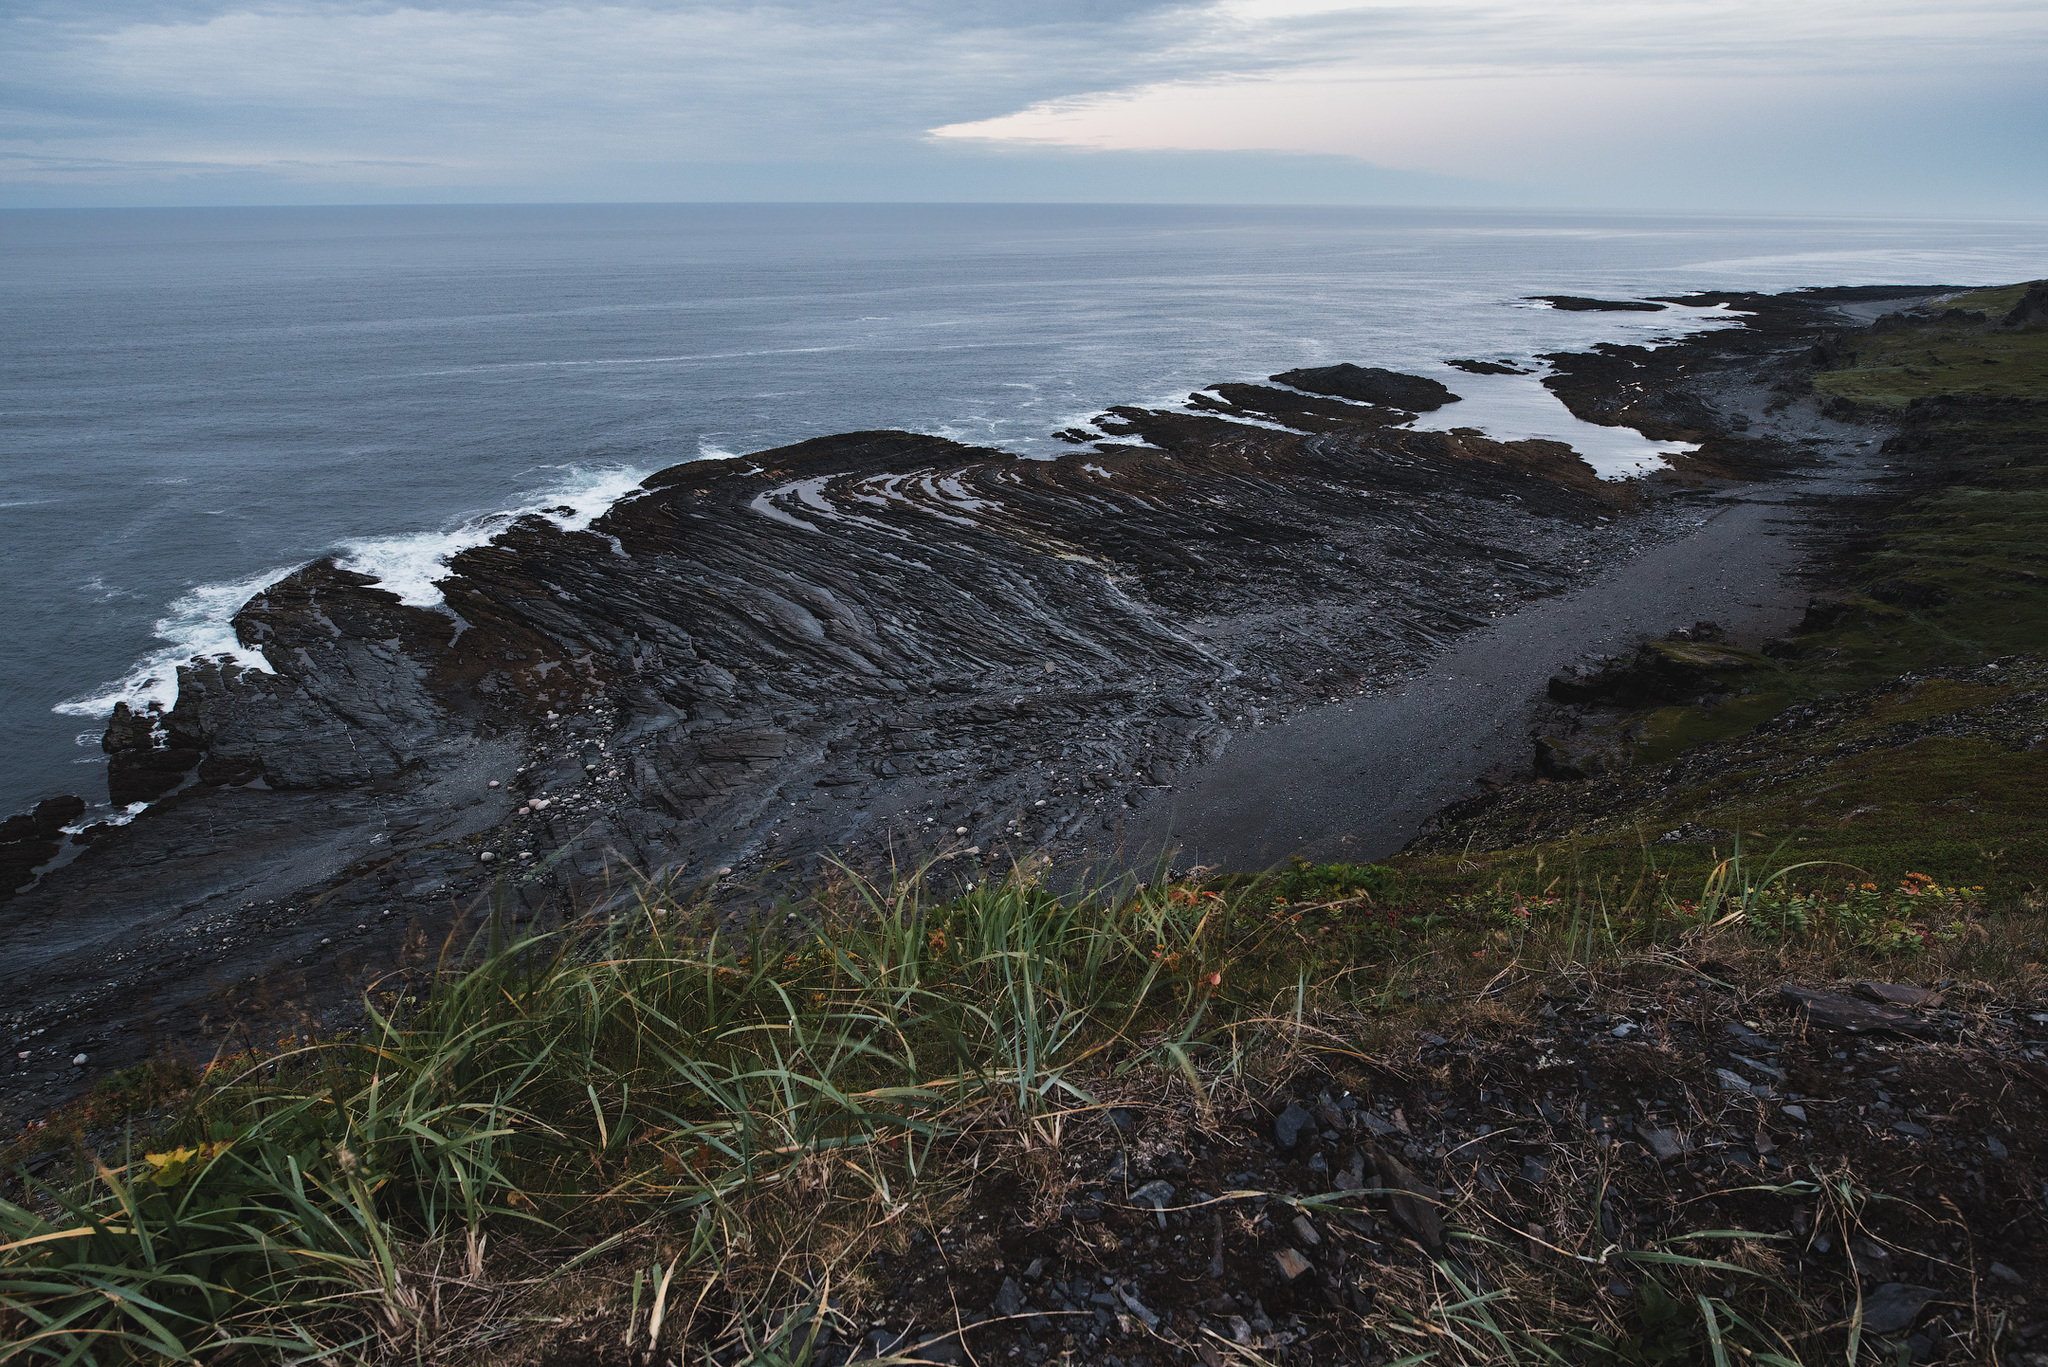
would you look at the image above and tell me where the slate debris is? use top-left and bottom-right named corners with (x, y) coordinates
top-left (786, 963), bottom-right (2044, 1367)
top-left (1273, 1100), bottom-right (1316, 1150)
top-left (1863, 1283), bottom-right (1940, 1335)
top-left (1780, 984), bottom-right (1946, 1038)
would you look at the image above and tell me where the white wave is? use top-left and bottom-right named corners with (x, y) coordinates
top-left (54, 564), bottom-right (295, 719)
top-left (333, 463), bottom-right (651, 607)
top-left (53, 463), bottom-right (655, 723)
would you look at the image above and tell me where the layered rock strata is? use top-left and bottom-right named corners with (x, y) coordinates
top-left (1, 286), bottom-right (1933, 1118)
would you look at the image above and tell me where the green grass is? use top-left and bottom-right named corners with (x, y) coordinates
top-left (1811, 292), bottom-right (2048, 410)
top-left (1933, 282), bottom-right (2039, 317)
top-left (3, 847), bottom-right (2032, 1364)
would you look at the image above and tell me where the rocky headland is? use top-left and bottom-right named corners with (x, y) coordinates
top-left (0, 286), bottom-right (1951, 1124)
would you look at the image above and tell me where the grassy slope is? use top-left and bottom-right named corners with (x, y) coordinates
top-left (1398, 286), bottom-right (2048, 907)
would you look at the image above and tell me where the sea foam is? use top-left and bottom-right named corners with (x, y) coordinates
top-left (333, 463), bottom-right (651, 607)
top-left (53, 463), bottom-right (652, 721)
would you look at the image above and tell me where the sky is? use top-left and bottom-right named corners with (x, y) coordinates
top-left (3, 0), bottom-right (2045, 213)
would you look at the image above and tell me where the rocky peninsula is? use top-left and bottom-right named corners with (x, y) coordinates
top-left (0, 285), bottom-right (1953, 1123)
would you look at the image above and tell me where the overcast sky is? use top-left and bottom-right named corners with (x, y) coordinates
top-left (4, 0), bottom-right (2044, 211)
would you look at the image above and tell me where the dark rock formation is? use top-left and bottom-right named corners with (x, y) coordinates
top-left (2003, 281), bottom-right (2048, 328)
top-left (1267, 363), bottom-right (1458, 412)
top-left (0, 796), bottom-right (85, 897)
top-left (1527, 296), bottom-right (1665, 312)
top-left (103, 702), bottom-right (202, 806)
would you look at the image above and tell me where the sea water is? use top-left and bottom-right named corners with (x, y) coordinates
top-left (3, 203), bottom-right (2044, 815)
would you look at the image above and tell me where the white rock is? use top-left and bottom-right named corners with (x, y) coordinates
top-left (71, 1053), bottom-right (87, 1066)
top-left (488, 780), bottom-right (500, 788)
top-left (717, 866), bottom-right (733, 876)
top-left (956, 826), bottom-right (968, 835)
top-left (479, 851), bottom-right (496, 862)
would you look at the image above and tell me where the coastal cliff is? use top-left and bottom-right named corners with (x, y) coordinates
top-left (1, 286), bottom-right (1924, 1121)
top-left (9, 282), bottom-right (2048, 1367)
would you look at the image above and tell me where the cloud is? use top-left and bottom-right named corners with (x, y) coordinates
top-left (0, 0), bottom-right (2042, 209)
top-left (4, 1), bottom-right (1212, 176)
top-left (933, 1), bottom-right (2048, 191)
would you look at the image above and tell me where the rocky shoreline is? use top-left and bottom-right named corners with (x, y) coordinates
top-left (0, 285), bottom-right (1944, 1126)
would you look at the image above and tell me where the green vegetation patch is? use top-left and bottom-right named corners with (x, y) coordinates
top-left (1813, 311), bottom-right (2048, 410)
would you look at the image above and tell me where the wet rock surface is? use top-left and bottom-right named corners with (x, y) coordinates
top-left (0, 286), bottom-right (1931, 1125)
top-left (0, 796), bottom-right (86, 897)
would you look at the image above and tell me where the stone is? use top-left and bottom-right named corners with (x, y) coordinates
top-left (1274, 1100), bottom-right (1316, 1149)
top-left (1, 304), bottom-right (1878, 1109)
top-left (994, 1276), bottom-right (1026, 1317)
top-left (1366, 1146), bottom-right (1446, 1252)
top-left (1637, 1126), bottom-right (1688, 1161)
top-left (1990, 1262), bottom-right (2024, 1286)
top-left (1724, 1021), bottom-right (1777, 1052)
top-left (1780, 985), bottom-right (1943, 1038)
top-left (1128, 1179), bottom-right (1175, 1227)
top-left (1782, 1105), bottom-right (1808, 1123)
top-left (1857, 981), bottom-right (1943, 1009)
top-left (1862, 1284), bottom-right (1938, 1335)
top-left (1272, 1247), bottom-right (1312, 1281)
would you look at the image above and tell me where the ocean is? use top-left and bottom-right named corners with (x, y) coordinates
top-left (3, 203), bottom-right (2044, 818)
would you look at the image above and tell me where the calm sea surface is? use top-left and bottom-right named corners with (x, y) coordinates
top-left (4, 203), bottom-right (2045, 816)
